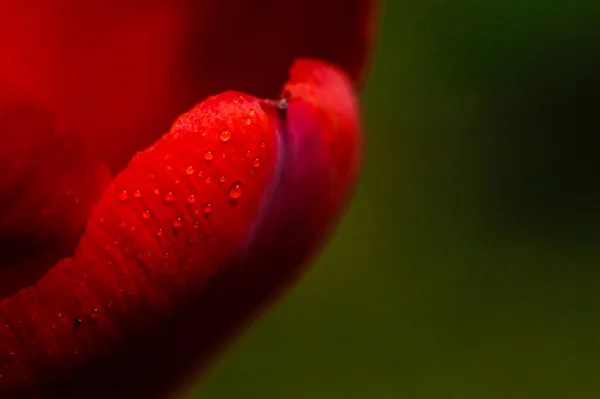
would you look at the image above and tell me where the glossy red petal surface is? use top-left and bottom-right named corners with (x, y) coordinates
top-left (0, 58), bottom-right (360, 398)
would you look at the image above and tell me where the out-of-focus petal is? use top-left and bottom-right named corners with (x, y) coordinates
top-left (0, 0), bottom-right (378, 172)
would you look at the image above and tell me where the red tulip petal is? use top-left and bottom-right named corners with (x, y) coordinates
top-left (0, 87), bottom-right (111, 298)
top-left (0, 59), bottom-right (359, 397)
top-left (0, 0), bottom-right (377, 172)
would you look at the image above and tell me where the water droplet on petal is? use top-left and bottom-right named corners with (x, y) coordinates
top-left (193, 221), bottom-right (200, 229)
top-left (219, 130), bottom-right (231, 142)
top-left (205, 177), bottom-right (212, 184)
top-left (156, 228), bottom-right (164, 237)
top-left (73, 318), bottom-right (82, 328)
top-left (187, 194), bottom-right (196, 204)
top-left (142, 209), bottom-right (151, 219)
top-left (204, 150), bottom-right (214, 161)
top-left (245, 149), bottom-right (252, 159)
top-left (172, 217), bottom-right (183, 229)
top-left (197, 170), bottom-right (203, 177)
top-left (185, 166), bottom-right (194, 175)
top-left (228, 182), bottom-right (243, 200)
top-left (202, 203), bottom-right (213, 215)
top-left (244, 118), bottom-right (251, 126)
top-left (252, 157), bottom-right (260, 168)
top-left (90, 308), bottom-right (101, 319)
top-left (154, 188), bottom-right (160, 195)
top-left (259, 141), bottom-right (266, 148)
top-left (119, 220), bottom-right (127, 229)
top-left (164, 192), bottom-right (174, 203)
top-left (219, 175), bottom-right (226, 183)
top-left (134, 189), bottom-right (142, 198)
top-left (118, 190), bottom-right (128, 201)
top-left (249, 109), bottom-right (256, 117)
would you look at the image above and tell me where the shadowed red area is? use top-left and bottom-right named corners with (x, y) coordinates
top-left (0, 0), bottom-right (377, 172)
top-left (0, 88), bottom-right (111, 299)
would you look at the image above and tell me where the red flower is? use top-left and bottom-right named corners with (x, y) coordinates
top-left (0, 1), bottom-right (378, 397)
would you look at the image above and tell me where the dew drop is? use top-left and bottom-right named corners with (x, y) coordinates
top-left (249, 109), bottom-right (256, 117)
top-left (185, 166), bottom-right (194, 175)
top-left (118, 189), bottom-right (128, 201)
top-left (219, 175), bottom-right (226, 183)
top-left (197, 170), bottom-right (203, 177)
top-left (259, 141), bottom-right (266, 148)
top-left (193, 221), bottom-right (200, 229)
top-left (134, 189), bottom-right (142, 198)
top-left (90, 308), bottom-right (101, 320)
top-left (245, 149), bottom-right (252, 159)
top-left (142, 209), bottom-right (151, 219)
top-left (202, 202), bottom-right (213, 215)
top-left (164, 191), bottom-right (174, 203)
top-left (156, 227), bottom-right (164, 238)
top-left (244, 118), bottom-right (251, 126)
top-left (204, 150), bottom-right (214, 161)
top-left (219, 129), bottom-right (231, 142)
top-left (73, 318), bottom-right (82, 328)
top-left (228, 182), bottom-right (243, 200)
top-left (252, 157), bottom-right (260, 168)
top-left (154, 188), bottom-right (160, 195)
top-left (119, 220), bottom-right (127, 229)
top-left (172, 217), bottom-right (183, 229)
top-left (187, 194), bottom-right (196, 204)
top-left (205, 177), bottom-right (212, 184)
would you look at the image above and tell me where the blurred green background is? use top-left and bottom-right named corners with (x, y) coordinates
top-left (187, 2), bottom-right (600, 398)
